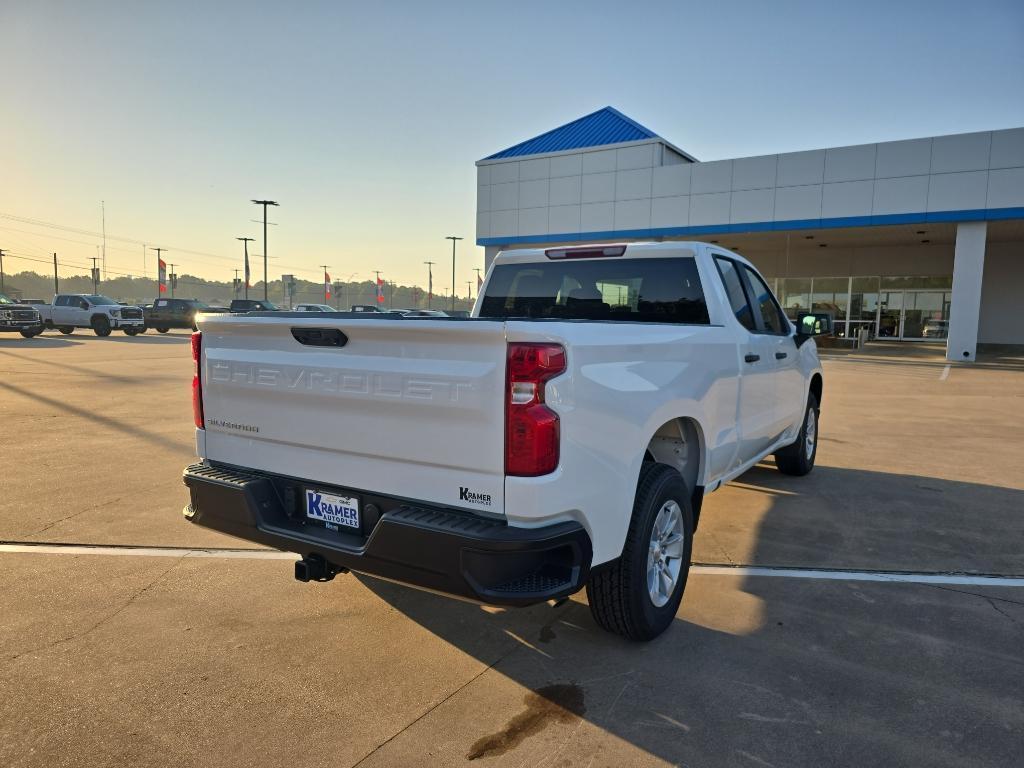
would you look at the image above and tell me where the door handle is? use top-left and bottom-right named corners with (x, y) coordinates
top-left (775, 352), bottom-right (788, 360)
top-left (744, 354), bottom-right (760, 363)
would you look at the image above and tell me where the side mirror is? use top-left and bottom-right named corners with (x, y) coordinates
top-left (795, 312), bottom-right (832, 345)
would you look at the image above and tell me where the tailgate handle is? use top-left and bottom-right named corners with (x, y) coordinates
top-left (291, 327), bottom-right (348, 347)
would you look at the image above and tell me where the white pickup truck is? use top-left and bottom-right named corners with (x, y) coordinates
top-left (183, 242), bottom-right (827, 640)
top-left (37, 294), bottom-right (146, 336)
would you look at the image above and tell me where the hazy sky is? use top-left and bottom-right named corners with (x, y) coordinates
top-left (2, 0), bottom-right (1022, 289)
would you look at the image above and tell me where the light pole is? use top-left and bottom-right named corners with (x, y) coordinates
top-left (237, 237), bottom-right (254, 299)
top-left (423, 261), bottom-right (435, 309)
top-left (251, 200), bottom-right (278, 300)
top-left (0, 248), bottom-right (6, 294)
top-left (91, 257), bottom-right (100, 294)
top-left (169, 263), bottom-right (177, 298)
top-left (467, 280), bottom-right (472, 304)
top-left (445, 236), bottom-right (462, 313)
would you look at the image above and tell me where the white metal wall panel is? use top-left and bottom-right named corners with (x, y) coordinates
top-left (927, 171), bottom-right (989, 212)
top-left (517, 207), bottom-right (548, 236)
top-left (987, 167), bottom-right (1024, 208)
top-left (581, 148), bottom-right (617, 174)
top-left (581, 172), bottom-right (616, 203)
top-left (550, 153), bottom-right (583, 177)
top-left (580, 201), bottom-right (614, 231)
top-left (821, 180), bottom-right (874, 218)
top-left (615, 168), bottom-right (653, 200)
top-left (518, 178), bottom-right (549, 209)
top-left (872, 175), bottom-right (929, 215)
top-left (549, 204), bottom-right (581, 234)
top-left (989, 128), bottom-right (1024, 169)
top-left (731, 155), bottom-right (777, 190)
top-left (824, 144), bottom-right (877, 183)
top-left (875, 138), bottom-right (932, 178)
top-left (651, 195), bottom-right (689, 228)
top-left (652, 164), bottom-right (692, 197)
top-left (490, 182), bottom-right (518, 211)
top-left (616, 144), bottom-right (655, 170)
top-left (776, 150), bottom-right (825, 187)
top-left (549, 175), bottom-right (582, 206)
top-left (730, 188), bottom-right (775, 223)
top-left (691, 160), bottom-right (733, 194)
top-left (930, 132), bottom-right (991, 174)
top-left (614, 199), bottom-right (651, 230)
top-left (774, 184), bottom-right (822, 220)
top-left (689, 192), bottom-right (731, 225)
top-left (518, 157), bottom-right (551, 181)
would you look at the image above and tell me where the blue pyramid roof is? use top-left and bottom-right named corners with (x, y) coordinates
top-left (483, 107), bottom-right (661, 160)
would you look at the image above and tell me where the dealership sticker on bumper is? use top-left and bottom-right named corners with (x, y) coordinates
top-left (305, 489), bottom-right (360, 530)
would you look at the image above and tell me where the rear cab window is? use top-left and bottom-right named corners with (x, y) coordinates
top-left (479, 257), bottom-right (710, 324)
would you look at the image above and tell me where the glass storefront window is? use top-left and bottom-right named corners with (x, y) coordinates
top-left (880, 275), bottom-right (953, 290)
top-left (778, 278), bottom-right (811, 320)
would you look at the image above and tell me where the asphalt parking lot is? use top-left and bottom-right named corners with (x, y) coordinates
top-left (2, 333), bottom-right (1023, 767)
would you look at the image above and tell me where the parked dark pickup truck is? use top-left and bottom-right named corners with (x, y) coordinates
top-left (145, 298), bottom-right (229, 332)
top-left (0, 293), bottom-right (44, 338)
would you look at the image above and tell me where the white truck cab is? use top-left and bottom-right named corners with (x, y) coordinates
top-left (38, 294), bottom-right (146, 336)
top-left (182, 242), bottom-right (827, 640)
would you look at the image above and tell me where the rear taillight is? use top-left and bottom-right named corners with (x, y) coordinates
top-left (191, 331), bottom-right (204, 429)
top-left (505, 342), bottom-right (566, 476)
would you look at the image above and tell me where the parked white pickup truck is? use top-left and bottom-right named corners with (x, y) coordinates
top-left (38, 294), bottom-right (146, 336)
top-left (183, 242), bottom-right (827, 640)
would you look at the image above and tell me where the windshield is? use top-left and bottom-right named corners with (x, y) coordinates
top-left (85, 295), bottom-right (119, 306)
top-left (479, 257), bottom-right (710, 324)
top-left (0, 293), bottom-right (14, 305)
top-left (260, 301), bottom-right (279, 310)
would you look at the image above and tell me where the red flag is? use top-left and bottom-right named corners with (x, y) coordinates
top-left (158, 259), bottom-right (167, 293)
top-left (376, 276), bottom-right (385, 304)
top-left (477, 273), bottom-right (483, 290)
top-left (325, 271), bottom-right (332, 300)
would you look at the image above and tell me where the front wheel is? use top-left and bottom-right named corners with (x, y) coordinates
top-left (20, 328), bottom-right (43, 338)
top-left (156, 327), bottom-right (169, 334)
top-left (92, 316), bottom-right (112, 337)
top-left (774, 393), bottom-right (819, 476)
top-left (124, 328), bottom-right (138, 336)
top-left (586, 463), bottom-right (693, 641)
top-left (59, 326), bottom-right (74, 335)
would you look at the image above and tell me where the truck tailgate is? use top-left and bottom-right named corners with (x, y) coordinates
top-left (199, 315), bottom-right (508, 515)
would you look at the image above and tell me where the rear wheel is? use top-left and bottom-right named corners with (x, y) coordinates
top-left (156, 327), bottom-right (169, 334)
top-left (774, 393), bottom-right (819, 476)
top-left (92, 316), bottom-right (112, 337)
top-left (124, 328), bottom-right (138, 336)
top-left (59, 326), bottom-right (74, 335)
top-left (586, 463), bottom-right (693, 641)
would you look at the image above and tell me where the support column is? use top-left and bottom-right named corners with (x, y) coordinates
top-left (484, 245), bottom-right (503, 272)
top-left (947, 221), bottom-right (987, 362)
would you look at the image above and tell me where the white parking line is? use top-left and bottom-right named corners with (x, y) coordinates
top-left (3, 543), bottom-right (1024, 587)
top-left (940, 364), bottom-right (951, 381)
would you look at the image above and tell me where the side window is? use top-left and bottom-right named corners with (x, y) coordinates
top-left (55, 296), bottom-right (68, 307)
top-left (742, 266), bottom-right (787, 335)
top-left (155, 300), bottom-right (167, 308)
top-left (714, 257), bottom-right (756, 332)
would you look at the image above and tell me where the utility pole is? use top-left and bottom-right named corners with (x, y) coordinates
top-left (251, 200), bottom-right (279, 301)
top-left (53, 253), bottom-right (59, 295)
top-left (91, 257), bottom-right (100, 293)
top-left (233, 269), bottom-right (241, 298)
top-left (445, 236), bottom-right (463, 313)
top-left (321, 265), bottom-right (330, 304)
top-left (142, 244), bottom-right (146, 283)
top-left (423, 261), bottom-right (435, 309)
top-left (467, 281), bottom-right (472, 303)
top-left (101, 200), bottom-right (106, 281)
top-left (474, 267), bottom-right (482, 294)
top-left (237, 237), bottom-right (254, 299)
top-left (169, 263), bottom-right (176, 298)
top-left (0, 249), bottom-right (5, 294)
top-left (152, 247), bottom-right (165, 296)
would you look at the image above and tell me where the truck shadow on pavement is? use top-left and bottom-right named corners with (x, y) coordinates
top-left (0, 336), bottom-right (82, 348)
top-left (355, 465), bottom-right (1024, 767)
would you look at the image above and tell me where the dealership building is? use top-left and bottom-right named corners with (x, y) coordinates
top-left (475, 107), bottom-right (1024, 360)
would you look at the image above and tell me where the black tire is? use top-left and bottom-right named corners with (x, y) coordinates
top-left (774, 393), bottom-right (819, 476)
top-left (586, 463), bottom-right (693, 641)
top-left (59, 326), bottom-right (74, 335)
top-left (124, 328), bottom-right (138, 336)
top-left (20, 328), bottom-right (42, 338)
top-left (156, 327), bottom-right (169, 334)
top-left (92, 316), bottom-right (112, 337)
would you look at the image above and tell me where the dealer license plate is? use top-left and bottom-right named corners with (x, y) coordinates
top-left (305, 489), bottom-right (360, 531)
